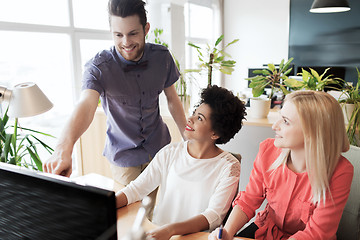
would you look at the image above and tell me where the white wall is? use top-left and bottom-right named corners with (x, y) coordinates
top-left (223, 0), bottom-right (290, 96)
top-left (222, 3), bottom-right (290, 224)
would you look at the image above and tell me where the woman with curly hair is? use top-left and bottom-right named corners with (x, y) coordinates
top-left (209, 90), bottom-right (354, 240)
top-left (116, 85), bottom-right (246, 240)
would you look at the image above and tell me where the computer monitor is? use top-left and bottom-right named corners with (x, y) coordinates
top-left (0, 163), bottom-right (117, 240)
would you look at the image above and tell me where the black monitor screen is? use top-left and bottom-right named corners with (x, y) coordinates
top-left (0, 163), bottom-right (117, 240)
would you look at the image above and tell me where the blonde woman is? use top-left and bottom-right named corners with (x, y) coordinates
top-left (209, 90), bottom-right (354, 240)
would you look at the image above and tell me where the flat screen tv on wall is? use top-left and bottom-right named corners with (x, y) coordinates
top-left (289, 0), bottom-right (360, 84)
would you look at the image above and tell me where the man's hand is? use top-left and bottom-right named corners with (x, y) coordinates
top-left (43, 148), bottom-right (72, 177)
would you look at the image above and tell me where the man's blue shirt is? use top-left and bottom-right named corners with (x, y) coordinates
top-left (82, 43), bottom-right (180, 167)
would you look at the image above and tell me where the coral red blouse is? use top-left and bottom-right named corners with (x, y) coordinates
top-left (233, 138), bottom-right (354, 240)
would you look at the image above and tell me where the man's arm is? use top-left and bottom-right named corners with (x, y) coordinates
top-left (163, 84), bottom-right (187, 140)
top-left (147, 214), bottom-right (209, 240)
top-left (43, 89), bottom-right (100, 176)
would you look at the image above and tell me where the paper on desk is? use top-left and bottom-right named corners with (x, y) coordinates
top-left (72, 173), bottom-right (114, 191)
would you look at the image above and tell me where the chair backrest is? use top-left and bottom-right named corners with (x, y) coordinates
top-left (222, 152), bottom-right (242, 225)
top-left (337, 145), bottom-right (360, 240)
top-left (231, 152), bottom-right (242, 163)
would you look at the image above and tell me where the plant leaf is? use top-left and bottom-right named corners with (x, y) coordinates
top-left (219, 66), bottom-right (234, 75)
top-left (309, 68), bottom-right (320, 81)
top-left (188, 42), bottom-right (200, 49)
top-left (4, 133), bottom-right (12, 162)
top-left (279, 59), bottom-right (285, 70)
top-left (282, 58), bottom-right (293, 72)
top-left (215, 35), bottom-right (224, 47)
top-left (215, 56), bottom-right (225, 63)
top-left (17, 126), bottom-right (55, 137)
top-left (225, 39), bottom-right (239, 48)
top-left (26, 147), bottom-right (43, 171)
top-left (220, 51), bottom-right (231, 58)
top-left (283, 68), bottom-right (293, 76)
top-left (268, 63), bottom-right (276, 72)
top-left (252, 82), bottom-right (269, 97)
top-left (280, 85), bottom-right (290, 95)
top-left (319, 67), bottom-right (331, 80)
top-left (29, 135), bottom-right (54, 152)
top-left (252, 70), bottom-right (265, 75)
top-left (284, 78), bottom-right (303, 88)
top-left (301, 69), bottom-right (310, 81)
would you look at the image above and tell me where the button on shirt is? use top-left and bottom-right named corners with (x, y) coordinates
top-left (82, 43), bottom-right (180, 167)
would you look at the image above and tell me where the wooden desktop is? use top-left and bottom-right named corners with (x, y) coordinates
top-left (113, 181), bottom-right (252, 240)
top-left (116, 201), bottom-right (252, 240)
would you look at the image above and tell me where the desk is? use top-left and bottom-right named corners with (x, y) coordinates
top-left (117, 201), bottom-right (252, 240)
top-left (244, 108), bottom-right (280, 127)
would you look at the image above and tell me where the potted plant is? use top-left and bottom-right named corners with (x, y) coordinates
top-left (188, 35), bottom-right (239, 86)
top-left (284, 67), bottom-right (338, 91)
top-left (0, 107), bottom-right (54, 171)
top-left (173, 57), bottom-right (202, 114)
top-left (338, 68), bottom-right (360, 147)
top-left (246, 58), bottom-right (294, 118)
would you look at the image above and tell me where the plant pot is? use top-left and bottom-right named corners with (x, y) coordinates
top-left (342, 103), bottom-right (355, 124)
top-left (250, 98), bottom-right (271, 119)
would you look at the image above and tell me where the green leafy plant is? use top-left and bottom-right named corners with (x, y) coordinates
top-left (338, 68), bottom-right (360, 146)
top-left (0, 108), bottom-right (54, 171)
top-left (284, 67), bottom-right (338, 91)
top-left (188, 35), bottom-right (239, 86)
top-left (146, 28), bottom-right (169, 48)
top-left (173, 57), bottom-right (199, 103)
top-left (246, 58), bottom-right (294, 99)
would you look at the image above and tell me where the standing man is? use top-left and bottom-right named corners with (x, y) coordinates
top-left (43, 0), bottom-right (186, 186)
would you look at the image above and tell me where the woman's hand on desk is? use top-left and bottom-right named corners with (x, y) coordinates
top-left (146, 224), bottom-right (172, 240)
top-left (208, 227), bottom-right (230, 240)
top-left (146, 214), bottom-right (209, 240)
top-left (115, 191), bottom-right (128, 208)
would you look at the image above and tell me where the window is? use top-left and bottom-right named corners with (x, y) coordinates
top-left (72, 0), bottom-right (109, 30)
top-left (186, 3), bottom-right (213, 39)
top-left (0, 0), bottom-right (223, 171)
top-left (184, 1), bottom-right (221, 110)
top-left (0, 0), bottom-right (112, 169)
top-left (0, 0), bottom-right (69, 26)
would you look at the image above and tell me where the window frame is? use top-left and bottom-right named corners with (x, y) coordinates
top-left (0, 0), bottom-right (112, 101)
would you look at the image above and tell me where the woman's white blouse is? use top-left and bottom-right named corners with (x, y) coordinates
top-left (120, 141), bottom-right (241, 231)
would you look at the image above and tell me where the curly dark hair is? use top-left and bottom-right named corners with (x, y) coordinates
top-left (197, 85), bottom-right (247, 144)
top-left (108, 0), bottom-right (147, 29)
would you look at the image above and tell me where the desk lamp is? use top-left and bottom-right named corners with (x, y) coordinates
top-left (0, 82), bottom-right (53, 118)
top-left (310, 0), bottom-right (350, 13)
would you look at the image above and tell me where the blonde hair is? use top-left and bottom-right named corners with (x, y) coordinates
top-left (271, 90), bottom-right (349, 205)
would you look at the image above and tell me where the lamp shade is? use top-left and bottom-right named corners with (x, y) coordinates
top-left (7, 82), bottom-right (53, 118)
top-left (310, 0), bottom-right (350, 13)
